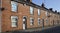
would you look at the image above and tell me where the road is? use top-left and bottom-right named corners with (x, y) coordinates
top-left (9, 26), bottom-right (60, 33)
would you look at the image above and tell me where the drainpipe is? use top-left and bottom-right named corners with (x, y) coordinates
top-left (0, 0), bottom-right (2, 33)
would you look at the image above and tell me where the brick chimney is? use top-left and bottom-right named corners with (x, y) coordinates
top-left (49, 8), bottom-right (53, 11)
top-left (41, 3), bottom-right (45, 7)
top-left (55, 10), bottom-right (57, 13)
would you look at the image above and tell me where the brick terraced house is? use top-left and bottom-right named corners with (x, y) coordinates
top-left (0, 0), bottom-right (60, 32)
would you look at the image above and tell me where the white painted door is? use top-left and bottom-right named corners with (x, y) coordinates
top-left (23, 23), bottom-right (25, 30)
top-left (23, 16), bottom-right (27, 30)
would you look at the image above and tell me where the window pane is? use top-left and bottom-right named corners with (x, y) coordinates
top-left (30, 17), bottom-right (34, 25)
top-left (46, 12), bottom-right (48, 16)
top-left (30, 6), bottom-right (34, 15)
top-left (11, 1), bottom-right (18, 12)
top-left (12, 22), bottom-right (17, 27)
top-left (38, 9), bottom-right (40, 15)
top-left (38, 18), bottom-right (40, 25)
top-left (11, 16), bottom-right (18, 27)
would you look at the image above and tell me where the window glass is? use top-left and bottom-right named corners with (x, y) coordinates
top-left (30, 17), bottom-right (34, 25)
top-left (38, 9), bottom-right (40, 16)
top-left (11, 1), bottom-right (18, 12)
top-left (30, 6), bottom-right (34, 15)
top-left (11, 16), bottom-right (18, 27)
top-left (38, 18), bottom-right (40, 25)
top-left (46, 12), bottom-right (48, 16)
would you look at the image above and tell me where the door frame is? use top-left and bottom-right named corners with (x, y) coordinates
top-left (23, 16), bottom-right (27, 30)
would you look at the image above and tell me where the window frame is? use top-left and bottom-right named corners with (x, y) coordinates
top-left (30, 17), bottom-right (34, 25)
top-left (38, 9), bottom-right (40, 16)
top-left (45, 12), bottom-right (48, 16)
top-left (46, 19), bottom-right (48, 23)
top-left (38, 18), bottom-right (40, 25)
top-left (11, 1), bottom-right (18, 12)
top-left (11, 16), bottom-right (18, 27)
top-left (30, 6), bottom-right (34, 15)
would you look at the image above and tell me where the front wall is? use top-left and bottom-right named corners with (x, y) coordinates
top-left (2, 0), bottom-right (30, 32)
top-left (2, 0), bottom-right (60, 32)
top-left (2, 0), bottom-right (50, 31)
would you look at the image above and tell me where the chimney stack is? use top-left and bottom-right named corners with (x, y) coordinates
top-left (41, 3), bottom-right (45, 7)
top-left (49, 8), bottom-right (53, 11)
top-left (55, 10), bottom-right (57, 13)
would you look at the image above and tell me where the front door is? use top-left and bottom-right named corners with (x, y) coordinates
top-left (23, 16), bottom-right (27, 30)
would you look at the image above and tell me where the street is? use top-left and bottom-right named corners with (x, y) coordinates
top-left (12, 26), bottom-right (60, 33)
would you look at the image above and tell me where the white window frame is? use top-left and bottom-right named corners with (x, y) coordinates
top-left (46, 19), bottom-right (48, 23)
top-left (30, 6), bottom-right (34, 15)
top-left (11, 16), bottom-right (18, 27)
top-left (30, 17), bottom-right (34, 25)
top-left (45, 12), bottom-right (48, 16)
top-left (11, 1), bottom-right (18, 12)
top-left (38, 9), bottom-right (40, 16)
top-left (38, 18), bottom-right (40, 25)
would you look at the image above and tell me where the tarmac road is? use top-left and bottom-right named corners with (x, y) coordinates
top-left (11, 26), bottom-right (60, 33)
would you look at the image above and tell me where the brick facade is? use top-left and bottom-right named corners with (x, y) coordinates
top-left (0, 0), bottom-right (60, 32)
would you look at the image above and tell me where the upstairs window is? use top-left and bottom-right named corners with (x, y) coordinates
top-left (30, 17), bottom-right (34, 25)
top-left (30, 6), bottom-right (34, 15)
top-left (38, 9), bottom-right (40, 16)
top-left (11, 16), bottom-right (18, 27)
top-left (11, 1), bottom-right (18, 12)
top-left (45, 12), bottom-right (48, 16)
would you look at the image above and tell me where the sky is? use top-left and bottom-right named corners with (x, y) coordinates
top-left (32, 0), bottom-right (60, 12)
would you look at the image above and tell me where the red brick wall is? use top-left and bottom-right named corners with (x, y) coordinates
top-left (2, 0), bottom-right (60, 32)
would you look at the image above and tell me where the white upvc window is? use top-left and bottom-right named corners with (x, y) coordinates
top-left (11, 16), bottom-right (18, 27)
top-left (46, 19), bottom-right (48, 23)
top-left (30, 6), bottom-right (34, 15)
top-left (11, 1), bottom-right (18, 12)
top-left (38, 9), bottom-right (40, 16)
top-left (30, 17), bottom-right (34, 25)
top-left (45, 12), bottom-right (48, 16)
top-left (38, 18), bottom-right (40, 25)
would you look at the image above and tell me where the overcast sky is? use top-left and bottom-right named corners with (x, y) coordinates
top-left (32, 0), bottom-right (60, 12)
